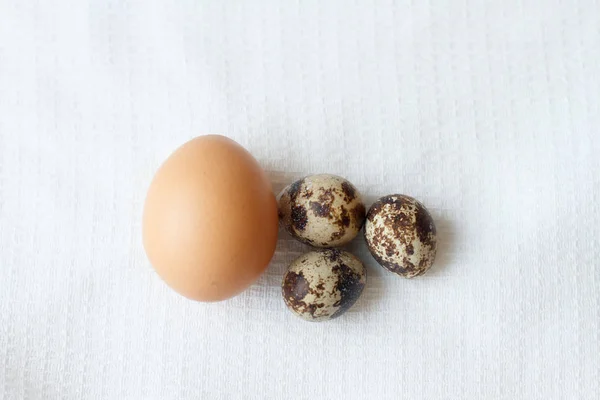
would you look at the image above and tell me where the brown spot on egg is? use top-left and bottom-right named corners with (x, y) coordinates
top-left (318, 188), bottom-right (335, 206)
top-left (287, 179), bottom-right (303, 201)
top-left (341, 181), bottom-right (357, 202)
top-left (419, 257), bottom-right (430, 270)
top-left (385, 245), bottom-right (396, 257)
top-left (393, 212), bottom-right (412, 228)
top-left (373, 256), bottom-right (405, 275)
top-left (282, 270), bottom-right (324, 317)
top-left (282, 271), bottom-right (310, 302)
top-left (302, 237), bottom-right (316, 246)
top-left (339, 207), bottom-right (351, 227)
top-left (403, 259), bottom-right (417, 273)
top-left (302, 189), bottom-right (314, 199)
top-left (310, 201), bottom-right (331, 218)
top-left (327, 249), bottom-right (342, 262)
top-left (331, 262), bottom-right (365, 319)
top-left (330, 231), bottom-right (344, 241)
top-left (381, 195), bottom-right (401, 206)
top-left (367, 202), bottom-right (381, 222)
top-left (414, 202), bottom-right (436, 246)
top-left (370, 226), bottom-right (384, 247)
top-left (310, 303), bottom-right (326, 316)
top-left (326, 207), bottom-right (349, 243)
top-left (291, 205), bottom-right (308, 231)
top-left (305, 303), bottom-right (319, 317)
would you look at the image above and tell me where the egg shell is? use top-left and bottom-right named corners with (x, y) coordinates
top-left (364, 194), bottom-right (437, 278)
top-left (282, 249), bottom-right (366, 322)
top-left (278, 174), bottom-right (366, 248)
top-left (142, 135), bottom-right (279, 302)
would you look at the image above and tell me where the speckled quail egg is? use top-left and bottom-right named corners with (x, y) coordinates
top-left (282, 249), bottom-right (366, 322)
top-left (364, 194), bottom-right (437, 278)
top-left (278, 174), bottom-right (366, 248)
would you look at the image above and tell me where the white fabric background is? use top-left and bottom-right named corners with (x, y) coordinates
top-left (1, 1), bottom-right (599, 399)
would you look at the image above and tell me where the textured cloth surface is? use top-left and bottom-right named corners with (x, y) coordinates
top-left (1, 1), bottom-right (599, 399)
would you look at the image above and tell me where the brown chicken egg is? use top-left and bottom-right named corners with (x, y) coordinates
top-left (142, 135), bottom-right (279, 302)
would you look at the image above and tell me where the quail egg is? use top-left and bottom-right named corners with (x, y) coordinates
top-left (364, 194), bottom-right (437, 278)
top-left (282, 249), bottom-right (366, 321)
top-left (278, 174), bottom-right (366, 247)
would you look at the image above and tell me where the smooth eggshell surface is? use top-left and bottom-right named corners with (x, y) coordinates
top-left (142, 135), bottom-right (279, 302)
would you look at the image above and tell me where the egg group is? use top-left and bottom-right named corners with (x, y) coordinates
top-left (142, 134), bottom-right (440, 314)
